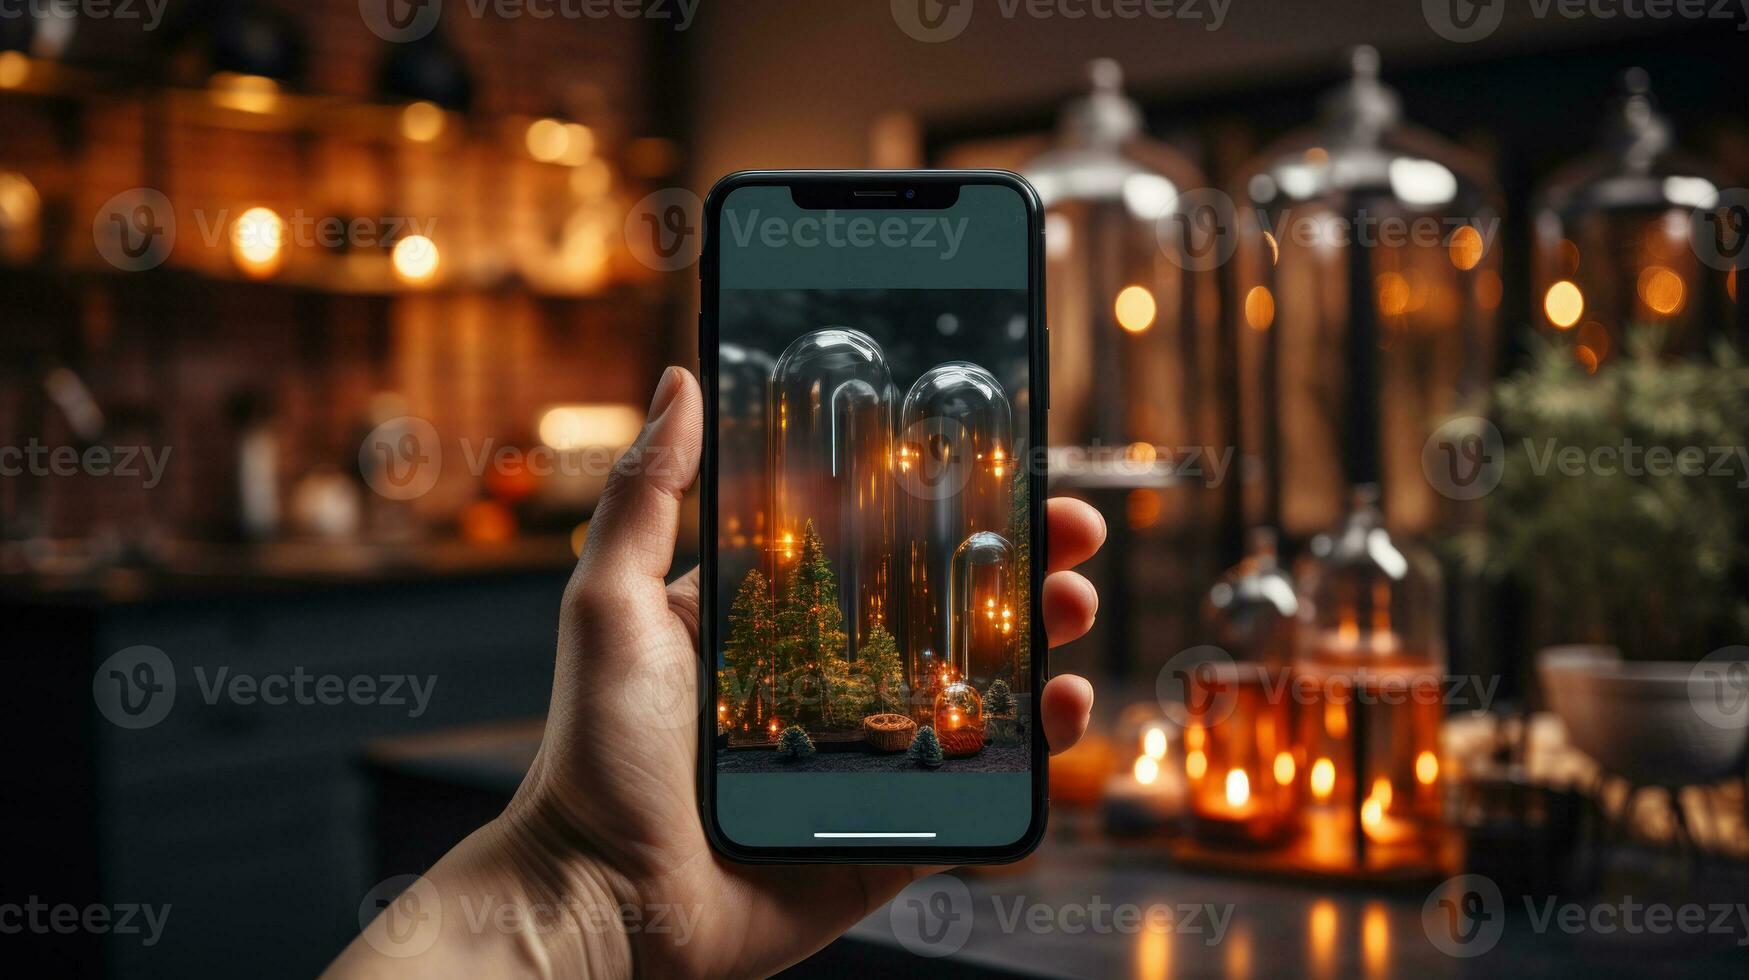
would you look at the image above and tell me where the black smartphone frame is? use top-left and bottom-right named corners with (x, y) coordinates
top-left (697, 169), bottom-right (1050, 864)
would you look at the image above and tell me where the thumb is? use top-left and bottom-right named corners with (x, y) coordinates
top-left (575, 366), bottom-right (702, 591)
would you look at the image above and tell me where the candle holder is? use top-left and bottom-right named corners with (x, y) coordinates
top-left (1184, 661), bottom-right (1297, 845)
top-left (1293, 484), bottom-right (1448, 872)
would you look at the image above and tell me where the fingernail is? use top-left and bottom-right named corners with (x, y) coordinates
top-left (647, 366), bottom-right (683, 422)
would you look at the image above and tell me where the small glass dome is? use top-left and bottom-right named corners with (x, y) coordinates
top-left (768, 328), bottom-right (896, 665)
top-left (1294, 485), bottom-right (1444, 671)
top-left (1532, 69), bottom-right (1736, 369)
top-left (950, 530), bottom-right (1018, 693)
top-left (1204, 528), bottom-right (1298, 669)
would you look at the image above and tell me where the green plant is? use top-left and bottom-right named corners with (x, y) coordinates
top-left (776, 725), bottom-right (815, 760)
top-left (1455, 332), bottom-right (1749, 660)
top-left (984, 679), bottom-right (1016, 717)
top-left (907, 726), bottom-right (944, 768)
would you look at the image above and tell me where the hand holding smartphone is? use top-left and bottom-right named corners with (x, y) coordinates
top-left (701, 171), bottom-right (1055, 863)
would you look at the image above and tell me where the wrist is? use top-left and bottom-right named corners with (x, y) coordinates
top-left (461, 804), bottom-right (641, 980)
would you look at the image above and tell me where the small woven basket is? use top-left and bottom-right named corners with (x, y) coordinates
top-left (862, 713), bottom-right (917, 753)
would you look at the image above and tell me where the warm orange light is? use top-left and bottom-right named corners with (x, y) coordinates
top-left (1415, 750), bottom-right (1439, 786)
top-left (1363, 904), bottom-right (1389, 977)
top-left (571, 158), bottom-right (613, 197)
top-left (231, 207), bottom-right (285, 278)
top-left (392, 235), bottom-right (440, 283)
top-left (210, 72), bottom-right (280, 113)
top-left (0, 51), bottom-right (28, 89)
top-left (1310, 758), bottom-right (1335, 800)
top-left (1183, 723), bottom-right (1205, 751)
top-left (1273, 751), bottom-right (1296, 786)
top-left (1544, 280), bottom-right (1584, 328)
top-left (1361, 795), bottom-right (1383, 829)
top-left (1324, 699), bottom-right (1348, 739)
top-left (401, 101), bottom-right (446, 142)
top-left (1133, 754), bottom-right (1161, 786)
top-left (1142, 727), bottom-right (1168, 760)
top-left (1244, 285), bottom-right (1275, 330)
top-left (1371, 776), bottom-right (1393, 811)
top-left (1376, 271), bottom-right (1412, 317)
top-left (1261, 230), bottom-right (1280, 266)
top-left (525, 118), bottom-right (569, 162)
top-left (1309, 901), bottom-right (1338, 975)
top-left (1448, 225), bottom-right (1485, 270)
top-left (1126, 488), bottom-right (1162, 530)
top-left (1637, 265), bottom-right (1685, 315)
top-left (1114, 284), bottom-right (1156, 333)
top-left (1185, 749), bottom-right (1208, 780)
top-left (1225, 768), bottom-right (1250, 808)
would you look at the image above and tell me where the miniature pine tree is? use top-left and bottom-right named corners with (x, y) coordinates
top-left (776, 520), bottom-right (850, 726)
top-left (777, 725), bottom-right (816, 760)
top-left (724, 569), bottom-right (776, 724)
top-left (908, 725), bottom-right (944, 768)
top-left (985, 679), bottom-right (1016, 717)
top-left (857, 623), bottom-right (907, 716)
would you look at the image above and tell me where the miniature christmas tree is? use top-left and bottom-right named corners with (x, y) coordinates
top-left (984, 679), bottom-right (1019, 746)
top-left (724, 569), bottom-right (776, 725)
top-left (777, 724), bottom-right (816, 760)
top-left (776, 520), bottom-right (851, 727)
top-left (856, 623), bottom-right (907, 716)
top-left (908, 725), bottom-right (944, 768)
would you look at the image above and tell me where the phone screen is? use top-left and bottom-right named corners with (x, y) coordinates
top-left (705, 175), bottom-right (1042, 854)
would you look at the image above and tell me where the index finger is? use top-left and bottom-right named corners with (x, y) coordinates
top-left (1046, 496), bottom-right (1106, 572)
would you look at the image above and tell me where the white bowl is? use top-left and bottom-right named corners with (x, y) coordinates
top-left (1537, 645), bottom-right (1749, 787)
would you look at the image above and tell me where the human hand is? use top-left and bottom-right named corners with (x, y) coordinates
top-left (328, 366), bottom-right (1105, 980)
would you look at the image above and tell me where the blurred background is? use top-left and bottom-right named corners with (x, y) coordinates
top-left (3, 1), bottom-right (1747, 977)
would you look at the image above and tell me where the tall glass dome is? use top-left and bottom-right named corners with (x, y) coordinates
top-left (1023, 58), bottom-right (1223, 458)
top-left (767, 328), bottom-right (896, 666)
top-left (718, 343), bottom-right (775, 595)
top-left (949, 529), bottom-right (1019, 693)
top-left (1234, 46), bottom-right (1502, 538)
top-left (897, 362), bottom-right (1013, 718)
top-left (1532, 69), bottom-right (1737, 369)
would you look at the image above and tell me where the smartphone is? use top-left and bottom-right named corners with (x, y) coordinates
top-left (699, 170), bottom-right (1048, 863)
